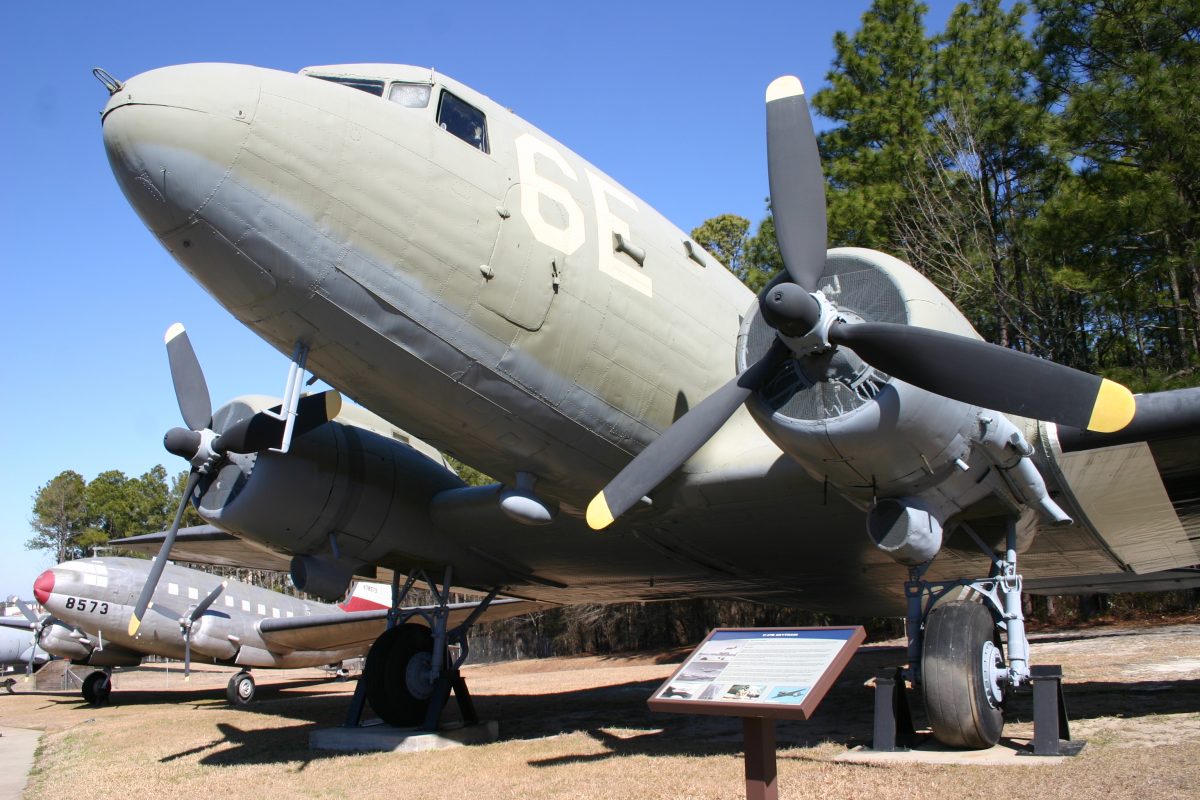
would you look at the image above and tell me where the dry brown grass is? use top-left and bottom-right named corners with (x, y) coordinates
top-left (4, 623), bottom-right (1200, 800)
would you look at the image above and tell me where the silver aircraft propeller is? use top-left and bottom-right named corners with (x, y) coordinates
top-left (11, 599), bottom-right (44, 679)
top-left (8, 599), bottom-right (59, 680)
top-left (179, 581), bottom-right (226, 680)
top-left (586, 75), bottom-right (1137, 531)
top-left (129, 324), bottom-right (342, 636)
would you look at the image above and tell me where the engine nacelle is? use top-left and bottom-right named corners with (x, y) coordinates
top-left (38, 625), bottom-right (93, 662)
top-left (193, 397), bottom-right (466, 570)
top-left (737, 248), bottom-right (988, 505)
top-left (736, 248), bottom-right (1067, 545)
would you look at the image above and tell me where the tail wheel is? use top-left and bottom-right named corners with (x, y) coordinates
top-left (365, 623), bottom-right (437, 727)
top-left (922, 600), bottom-right (1005, 749)
top-left (82, 670), bottom-right (112, 706)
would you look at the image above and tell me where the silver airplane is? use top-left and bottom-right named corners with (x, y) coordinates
top-left (32, 557), bottom-right (392, 705)
top-left (97, 63), bottom-right (1200, 748)
top-left (32, 556), bottom-right (536, 706)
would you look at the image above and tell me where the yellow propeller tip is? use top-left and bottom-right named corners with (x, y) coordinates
top-left (127, 616), bottom-right (141, 637)
top-left (586, 493), bottom-right (614, 531)
top-left (326, 391), bottom-right (343, 419)
top-left (1087, 378), bottom-right (1136, 433)
top-left (164, 322), bottom-right (186, 344)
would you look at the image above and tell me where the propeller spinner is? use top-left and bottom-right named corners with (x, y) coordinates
top-left (587, 76), bottom-right (1136, 530)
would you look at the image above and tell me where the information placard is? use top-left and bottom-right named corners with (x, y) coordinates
top-left (648, 626), bottom-right (865, 721)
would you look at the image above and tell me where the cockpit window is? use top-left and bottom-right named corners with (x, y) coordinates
top-left (309, 75), bottom-right (385, 97)
top-left (437, 90), bottom-right (489, 153)
top-left (388, 82), bottom-right (432, 108)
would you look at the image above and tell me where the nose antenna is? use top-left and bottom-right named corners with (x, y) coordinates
top-left (92, 67), bottom-right (123, 95)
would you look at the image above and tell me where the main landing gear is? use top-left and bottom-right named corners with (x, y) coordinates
top-left (82, 668), bottom-right (113, 706)
top-left (905, 518), bottom-right (1031, 749)
top-left (226, 670), bottom-right (255, 706)
top-left (350, 566), bottom-right (495, 730)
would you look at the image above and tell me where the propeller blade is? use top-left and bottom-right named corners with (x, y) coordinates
top-left (128, 470), bottom-right (202, 636)
top-left (215, 390), bottom-right (343, 453)
top-left (189, 581), bottom-right (226, 623)
top-left (180, 581), bottom-right (223, 681)
top-left (830, 322), bottom-right (1136, 432)
top-left (13, 599), bottom-right (40, 626)
top-left (766, 76), bottom-right (828, 292)
top-left (588, 343), bottom-right (786, 530)
top-left (165, 323), bottom-right (213, 431)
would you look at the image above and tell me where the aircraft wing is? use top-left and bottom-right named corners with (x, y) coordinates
top-left (1024, 568), bottom-right (1200, 595)
top-left (256, 597), bottom-right (551, 653)
top-left (109, 526), bottom-right (397, 583)
top-left (111, 525), bottom-right (298, 572)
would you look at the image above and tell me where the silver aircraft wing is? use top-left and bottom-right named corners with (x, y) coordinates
top-left (256, 597), bottom-right (552, 653)
top-left (0, 617), bottom-right (34, 631)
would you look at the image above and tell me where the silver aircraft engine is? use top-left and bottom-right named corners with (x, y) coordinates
top-left (736, 248), bottom-right (1071, 562)
top-left (191, 397), bottom-right (467, 580)
top-left (36, 624), bottom-right (94, 662)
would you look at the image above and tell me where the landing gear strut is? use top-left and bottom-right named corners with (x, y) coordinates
top-left (905, 517), bottom-right (1031, 748)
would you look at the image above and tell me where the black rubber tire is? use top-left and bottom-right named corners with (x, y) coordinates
top-left (226, 671), bottom-right (255, 706)
top-left (82, 670), bottom-right (111, 706)
top-left (365, 623), bottom-right (435, 727)
top-left (922, 600), bottom-right (1004, 749)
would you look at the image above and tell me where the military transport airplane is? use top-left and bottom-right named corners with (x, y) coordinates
top-left (31, 555), bottom-right (536, 706)
top-left (96, 62), bottom-right (1200, 748)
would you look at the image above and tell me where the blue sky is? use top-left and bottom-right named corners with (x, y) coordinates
top-left (0, 0), bottom-right (964, 594)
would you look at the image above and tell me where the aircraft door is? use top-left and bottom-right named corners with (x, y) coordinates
top-left (479, 183), bottom-right (560, 331)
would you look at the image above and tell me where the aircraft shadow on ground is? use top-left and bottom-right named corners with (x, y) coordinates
top-left (145, 646), bottom-right (1200, 769)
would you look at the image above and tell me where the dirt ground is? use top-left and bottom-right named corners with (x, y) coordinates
top-left (2, 621), bottom-right (1198, 799)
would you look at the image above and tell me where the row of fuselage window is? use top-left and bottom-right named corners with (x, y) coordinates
top-left (165, 582), bottom-right (296, 619)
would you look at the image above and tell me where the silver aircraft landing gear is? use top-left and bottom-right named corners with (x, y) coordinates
top-left (226, 670), bottom-right (255, 706)
top-left (349, 566), bottom-right (496, 730)
top-left (82, 668), bottom-right (113, 706)
top-left (905, 518), bottom-right (1031, 749)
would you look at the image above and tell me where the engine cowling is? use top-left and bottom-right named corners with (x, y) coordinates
top-left (736, 248), bottom-right (1066, 562)
top-left (191, 398), bottom-right (467, 571)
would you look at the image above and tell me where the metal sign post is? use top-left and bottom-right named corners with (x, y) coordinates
top-left (649, 626), bottom-right (866, 799)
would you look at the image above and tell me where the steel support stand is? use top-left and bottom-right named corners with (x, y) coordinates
top-left (743, 717), bottom-right (778, 800)
top-left (343, 673), bottom-right (370, 728)
top-left (1027, 665), bottom-right (1084, 756)
top-left (871, 668), bottom-right (917, 751)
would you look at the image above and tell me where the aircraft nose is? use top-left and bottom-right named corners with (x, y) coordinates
top-left (101, 64), bottom-right (260, 236)
top-left (33, 570), bottom-right (54, 605)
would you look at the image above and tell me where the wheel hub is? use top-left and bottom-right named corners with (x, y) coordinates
top-left (405, 651), bottom-right (434, 700)
top-left (981, 640), bottom-right (1006, 708)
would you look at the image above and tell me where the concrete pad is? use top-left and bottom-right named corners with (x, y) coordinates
top-left (0, 726), bottom-right (43, 799)
top-left (834, 736), bottom-right (1082, 766)
top-left (309, 720), bottom-right (499, 753)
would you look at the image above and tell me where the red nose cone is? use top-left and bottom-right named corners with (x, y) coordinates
top-left (33, 570), bottom-right (54, 605)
